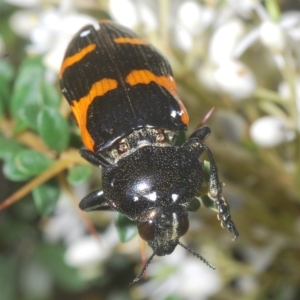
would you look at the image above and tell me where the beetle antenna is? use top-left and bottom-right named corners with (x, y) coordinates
top-left (130, 252), bottom-right (156, 285)
top-left (178, 241), bottom-right (216, 270)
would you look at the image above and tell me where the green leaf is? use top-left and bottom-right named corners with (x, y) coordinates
top-left (42, 82), bottom-right (60, 109)
top-left (0, 255), bottom-right (19, 300)
top-left (14, 149), bottom-right (53, 176)
top-left (115, 213), bottom-right (137, 242)
top-left (202, 195), bottom-right (216, 211)
top-left (0, 79), bottom-right (9, 117)
top-left (0, 59), bottom-right (14, 82)
top-left (0, 134), bottom-right (25, 161)
top-left (2, 155), bottom-right (31, 181)
top-left (203, 160), bottom-right (210, 182)
top-left (175, 130), bottom-right (186, 146)
top-left (37, 107), bottom-right (70, 152)
top-left (10, 57), bottom-right (44, 119)
top-left (265, 0), bottom-right (281, 22)
top-left (18, 104), bottom-right (40, 130)
top-left (32, 179), bottom-right (60, 215)
top-left (0, 60), bottom-right (14, 116)
top-left (186, 197), bottom-right (201, 212)
top-left (67, 164), bottom-right (93, 185)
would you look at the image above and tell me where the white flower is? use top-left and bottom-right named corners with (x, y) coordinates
top-left (108, 0), bottom-right (157, 32)
top-left (250, 116), bottom-right (295, 147)
top-left (44, 13), bottom-right (99, 72)
top-left (177, 1), bottom-right (205, 35)
top-left (214, 60), bottom-right (257, 100)
top-left (139, 246), bottom-right (221, 300)
top-left (8, 5), bottom-right (98, 72)
top-left (278, 79), bottom-right (300, 131)
top-left (259, 21), bottom-right (286, 53)
top-left (64, 224), bottom-right (119, 268)
top-left (226, 0), bottom-right (261, 18)
top-left (209, 19), bottom-right (246, 65)
top-left (233, 9), bottom-right (300, 60)
top-left (174, 1), bottom-right (215, 52)
top-left (4, 0), bottom-right (39, 7)
top-left (43, 193), bottom-right (86, 245)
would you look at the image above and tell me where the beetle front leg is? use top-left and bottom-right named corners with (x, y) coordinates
top-left (80, 148), bottom-right (111, 168)
top-left (79, 189), bottom-right (113, 212)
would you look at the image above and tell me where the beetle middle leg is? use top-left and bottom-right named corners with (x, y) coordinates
top-left (184, 126), bottom-right (239, 240)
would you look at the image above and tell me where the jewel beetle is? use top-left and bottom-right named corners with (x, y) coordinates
top-left (59, 20), bottom-right (239, 282)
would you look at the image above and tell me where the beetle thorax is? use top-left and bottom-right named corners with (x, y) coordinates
top-left (102, 145), bottom-right (203, 221)
top-left (101, 128), bottom-right (177, 164)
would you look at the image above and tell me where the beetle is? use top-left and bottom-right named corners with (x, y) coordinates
top-left (59, 20), bottom-right (239, 282)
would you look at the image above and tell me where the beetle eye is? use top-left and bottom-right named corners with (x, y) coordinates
top-left (178, 215), bottom-right (189, 237)
top-left (138, 220), bottom-right (155, 241)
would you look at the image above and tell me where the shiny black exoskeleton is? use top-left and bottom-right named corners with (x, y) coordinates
top-left (79, 126), bottom-right (239, 281)
top-left (60, 21), bottom-right (239, 283)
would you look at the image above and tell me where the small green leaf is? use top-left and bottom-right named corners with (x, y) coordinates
top-left (67, 164), bottom-right (93, 185)
top-left (0, 59), bottom-right (15, 82)
top-left (0, 78), bottom-right (10, 115)
top-left (186, 197), bottom-right (201, 212)
top-left (10, 57), bottom-right (44, 119)
top-left (202, 195), bottom-right (216, 211)
top-left (203, 160), bottom-right (211, 182)
top-left (175, 130), bottom-right (186, 146)
top-left (14, 149), bottom-right (53, 176)
top-left (0, 60), bottom-right (14, 115)
top-left (12, 118), bottom-right (28, 135)
top-left (37, 107), bottom-right (70, 152)
top-left (2, 156), bottom-right (31, 181)
top-left (42, 82), bottom-right (60, 109)
top-left (32, 179), bottom-right (60, 215)
top-left (265, 0), bottom-right (281, 22)
top-left (0, 134), bottom-right (25, 161)
top-left (19, 104), bottom-right (40, 130)
top-left (115, 213), bottom-right (137, 242)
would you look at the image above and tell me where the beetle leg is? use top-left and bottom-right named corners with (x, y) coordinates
top-left (184, 128), bottom-right (239, 240)
top-left (80, 148), bottom-right (111, 168)
top-left (79, 189), bottom-right (113, 212)
top-left (188, 125), bottom-right (211, 141)
top-left (199, 142), bottom-right (239, 240)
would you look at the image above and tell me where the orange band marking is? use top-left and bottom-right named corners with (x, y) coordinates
top-left (60, 44), bottom-right (96, 78)
top-left (114, 37), bottom-right (148, 45)
top-left (126, 70), bottom-right (189, 125)
top-left (71, 78), bottom-right (118, 151)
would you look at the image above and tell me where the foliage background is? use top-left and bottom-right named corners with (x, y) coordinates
top-left (0, 0), bottom-right (300, 299)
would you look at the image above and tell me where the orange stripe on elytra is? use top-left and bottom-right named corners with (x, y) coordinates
top-left (71, 78), bottom-right (118, 151)
top-left (60, 44), bottom-right (96, 78)
top-left (126, 70), bottom-right (189, 125)
top-left (114, 37), bottom-right (148, 45)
